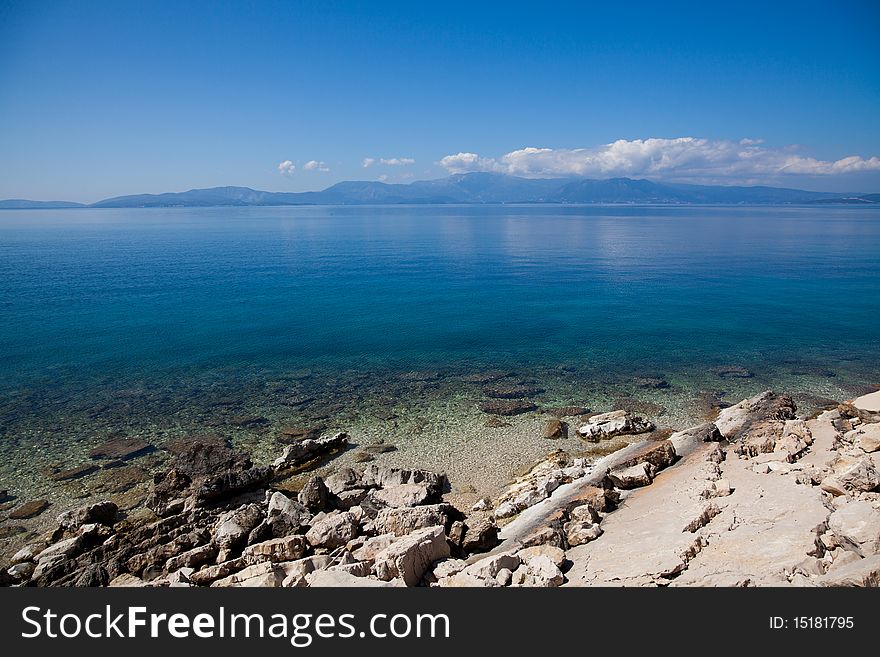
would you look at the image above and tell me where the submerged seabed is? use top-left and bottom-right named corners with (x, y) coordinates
top-left (0, 359), bottom-right (875, 516)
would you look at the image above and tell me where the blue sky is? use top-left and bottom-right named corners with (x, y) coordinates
top-left (1, 0), bottom-right (879, 201)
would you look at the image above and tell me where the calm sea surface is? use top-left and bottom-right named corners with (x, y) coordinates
top-left (0, 205), bottom-right (878, 503)
top-left (1, 205), bottom-right (878, 381)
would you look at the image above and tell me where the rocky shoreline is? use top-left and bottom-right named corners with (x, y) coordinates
top-left (2, 388), bottom-right (879, 587)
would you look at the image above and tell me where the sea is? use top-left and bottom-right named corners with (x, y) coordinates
top-left (0, 204), bottom-right (878, 506)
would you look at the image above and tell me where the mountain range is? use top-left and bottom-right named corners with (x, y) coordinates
top-left (2, 173), bottom-right (879, 208)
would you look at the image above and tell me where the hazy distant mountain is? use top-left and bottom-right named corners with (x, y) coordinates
top-left (1, 173), bottom-right (868, 208)
top-left (0, 199), bottom-right (86, 209)
top-left (806, 193), bottom-right (880, 204)
top-left (89, 186), bottom-right (308, 208)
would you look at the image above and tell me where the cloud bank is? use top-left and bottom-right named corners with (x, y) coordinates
top-left (363, 157), bottom-right (415, 167)
top-left (303, 160), bottom-right (330, 172)
top-left (438, 138), bottom-right (880, 181)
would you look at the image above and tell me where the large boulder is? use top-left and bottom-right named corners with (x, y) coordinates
top-left (189, 559), bottom-right (245, 586)
top-left (109, 574), bottom-right (149, 587)
top-left (272, 433), bottom-right (348, 470)
top-left (820, 455), bottom-right (880, 495)
top-left (148, 469), bottom-right (193, 516)
top-left (213, 504), bottom-right (264, 553)
top-left (351, 534), bottom-right (397, 565)
top-left (849, 423), bottom-right (880, 453)
top-left (7, 562), bottom-right (35, 583)
top-left (607, 462), bottom-right (654, 489)
top-left (461, 517), bottom-right (500, 553)
top-left (371, 483), bottom-right (432, 508)
top-left (165, 544), bottom-right (218, 571)
top-left (267, 492), bottom-right (312, 536)
top-left (126, 530), bottom-right (208, 577)
top-left (577, 410), bottom-right (654, 441)
top-left (211, 562), bottom-right (286, 587)
top-left (509, 555), bottom-right (564, 587)
top-left (564, 485), bottom-right (617, 514)
top-left (373, 526), bottom-right (450, 586)
top-left (360, 465), bottom-right (447, 500)
top-left (669, 423), bottom-right (724, 453)
top-left (32, 525), bottom-right (106, 582)
top-left (715, 390), bottom-right (796, 444)
top-left (305, 512), bottom-right (359, 549)
top-left (828, 501), bottom-right (880, 557)
top-left (74, 564), bottom-right (110, 587)
top-left (564, 520), bottom-right (603, 547)
top-left (564, 503), bottom-right (603, 547)
top-left (773, 420), bottom-right (813, 460)
top-left (196, 466), bottom-right (273, 502)
top-left (373, 504), bottom-right (453, 537)
top-left (516, 545), bottom-right (566, 569)
top-left (280, 556), bottom-right (333, 587)
top-left (298, 476), bottom-right (329, 511)
top-left (35, 536), bottom-right (86, 565)
top-left (463, 552), bottom-right (521, 580)
top-left (147, 438), bottom-right (260, 514)
top-left (11, 544), bottom-right (44, 565)
top-left (57, 501), bottom-right (118, 531)
top-left (543, 419), bottom-right (568, 439)
top-left (242, 535), bottom-right (308, 565)
top-left (324, 467), bottom-right (364, 495)
top-left (616, 440), bottom-right (677, 471)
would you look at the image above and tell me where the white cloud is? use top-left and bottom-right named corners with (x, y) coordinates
top-left (303, 160), bottom-right (330, 172)
top-left (277, 160), bottom-right (295, 175)
top-left (438, 138), bottom-right (880, 181)
top-left (378, 174), bottom-right (388, 182)
top-left (438, 152), bottom-right (498, 173)
top-left (363, 156), bottom-right (415, 167)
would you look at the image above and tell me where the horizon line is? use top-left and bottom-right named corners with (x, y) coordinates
top-left (2, 172), bottom-right (879, 206)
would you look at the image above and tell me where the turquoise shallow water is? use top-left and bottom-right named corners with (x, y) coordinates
top-left (0, 204), bottom-right (878, 507)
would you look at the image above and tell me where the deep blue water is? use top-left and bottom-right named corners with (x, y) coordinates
top-left (1, 204), bottom-right (878, 388)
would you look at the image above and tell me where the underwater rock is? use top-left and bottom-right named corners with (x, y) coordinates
top-left (479, 400), bottom-right (538, 416)
top-left (89, 438), bottom-right (155, 461)
top-left (9, 499), bottom-right (49, 519)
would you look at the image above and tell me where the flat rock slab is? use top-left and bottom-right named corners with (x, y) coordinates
top-left (231, 415), bottom-right (270, 427)
top-left (89, 438), bottom-right (155, 461)
top-left (50, 463), bottom-right (99, 481)
top-left (483, 386), bottom-right (545, 400)
top-left (853, 390), bottom-right (880, 413)
top-left (564, 444), bottom-right (719, 585)
top-left (9, 499), bottom-right (49, 519)
top-left (800, 412), bottom-right (841, 469)
top-left (670, 456), bottom-right (829, 586)
top-left (479, 400), bottom-right (538, 416)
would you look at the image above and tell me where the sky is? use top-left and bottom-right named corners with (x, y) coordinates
top-left (1, 0), bottom-right (879, 201)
